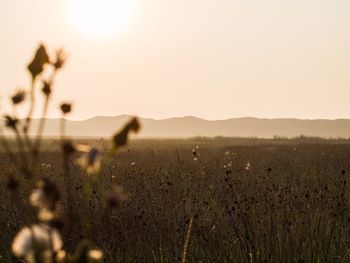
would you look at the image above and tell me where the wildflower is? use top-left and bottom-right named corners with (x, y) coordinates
top-left (27, 44), bottom-right (50, 81)
top-left (113, 117), bottom-right (140, 148)
top-left (12, 224), bottom-right (62, 263)
top-left (42, 81), bottom-right (51, 97)
top-left (60, 103), bottom-right (72, 114)
top-left (30, 178), bottom-right (60, 211)
top-left (41, 163), bottom-right (51, 169)
top-left (52, 48), bottom-right (66, 70)
top-left (245, 162), bottom-right (251, 171)
top-left (89, 249), bottom-right (103, 260)
top-left (4, 115), bottom-right (18, 129)
top-left (11, 89), bottom-right (26, 104)
top-left (75, 145), bottom-right (103, 174)
top-left (192, 146), bottom-right (200, 158)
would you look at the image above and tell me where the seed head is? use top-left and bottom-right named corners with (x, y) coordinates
top-left (52, 48), bottom-right (66, 70)
top-left (42, 81), bottom-right (51, 97)
top-left (4, 115), bottom-right (18, 129)
top-left (27, 44), bottom-right (50, 81)
top-left (11, 89), bottom-right (26, 105)
top-left (60, 103), bottom-right (72, 114)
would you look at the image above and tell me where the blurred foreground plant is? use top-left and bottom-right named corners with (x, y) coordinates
top-left (0, 44), bottom-right (141, 262)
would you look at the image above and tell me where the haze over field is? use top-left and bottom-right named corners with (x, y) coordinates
top-left (3, 115), bottom-right (350, 138)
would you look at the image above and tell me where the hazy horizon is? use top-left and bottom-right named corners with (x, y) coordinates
top-left (7, 113), bottom-right (350, 122)
top-left (3, 115), bottom-right (350, 138)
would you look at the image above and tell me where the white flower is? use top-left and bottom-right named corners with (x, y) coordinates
top-left (12, 224), bottom-right (62, 262)
top-left (41, 163), bottom-right (51, 168)
top-left (88, 249), bottom-right (103, 260)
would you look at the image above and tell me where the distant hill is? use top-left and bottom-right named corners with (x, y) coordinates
top-left (3, 115), bottom-right (350, 138)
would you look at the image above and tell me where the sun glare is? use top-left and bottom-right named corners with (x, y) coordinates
top-left (68, 0), bottom-right (133, 39)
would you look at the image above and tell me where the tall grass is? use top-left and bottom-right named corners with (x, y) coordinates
top-left (1, 140), bottom-right (350, 262)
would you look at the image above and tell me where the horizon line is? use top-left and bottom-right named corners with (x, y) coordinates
top-left (8, 115), bottom-right (350, 122)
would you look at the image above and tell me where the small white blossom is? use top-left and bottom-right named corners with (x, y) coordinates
top-left (88, 249), bottom-right (103, 261)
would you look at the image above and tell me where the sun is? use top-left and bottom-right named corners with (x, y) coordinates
top-left (67, 0), bottom-right (133, 39)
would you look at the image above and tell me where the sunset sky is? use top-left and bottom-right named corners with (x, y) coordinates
top-left (1, 0), bottom-right (350, 120)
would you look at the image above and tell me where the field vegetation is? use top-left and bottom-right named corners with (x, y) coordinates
top-left (2, 138), bottom-right (350, 262)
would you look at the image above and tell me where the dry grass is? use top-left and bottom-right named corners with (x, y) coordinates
top-left (1, 138), bottom-right (350, 262)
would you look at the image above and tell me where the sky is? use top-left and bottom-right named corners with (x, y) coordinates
top-left (0, 0), bottom-right (350, 120)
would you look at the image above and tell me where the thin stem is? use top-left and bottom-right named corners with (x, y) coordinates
top-left (13, 127), bottom-right (30, 177)
top-left (25, 78), bottom-right (36, 131)
top-left (33, 70), bottom-right (57, 156)
top-left (60, 116), bottom-right (66, 141)
top-left (31, 95), bottom-right (50, 168)
top-left (181, 215), bottom-right (193, 263)
top-left (23, 78), bottom-right (36, 152)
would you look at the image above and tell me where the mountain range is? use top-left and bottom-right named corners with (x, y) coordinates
top-left (4, 115), bottom-right (350, 138)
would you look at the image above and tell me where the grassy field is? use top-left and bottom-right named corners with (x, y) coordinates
top-left (1, 138), bottom-right (350, 262)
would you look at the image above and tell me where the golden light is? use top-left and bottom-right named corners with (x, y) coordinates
top-left (67, 0), bottom-right (133, 39)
